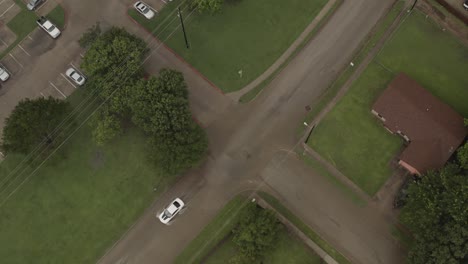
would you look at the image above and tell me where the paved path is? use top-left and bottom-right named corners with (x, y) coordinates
top-left (0, 0), bottom-right (407, 263)
top-left (97, 0), bottom-right (406, 263)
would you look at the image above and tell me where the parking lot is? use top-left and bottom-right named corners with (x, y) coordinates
top-left (0, 0), bottom-right (21, 23)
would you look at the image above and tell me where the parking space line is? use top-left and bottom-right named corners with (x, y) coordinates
top-left (40, 92), bottom-right (46, 98)
top-left (0, 0), bottom-right (7, 5)
top-left (60, 73), bottom-right (77, 89)
top-left (0, 38), bottom-right (7, 46)
top-left (9, 53), bottom-right (24, 68)
top-left (49, 81), bottom-right (67, 98)
top-left (0, 3), bottom-right (15, 18)
top-left (79, 53), bottom-right (85, 58)
top-left (27, 34), bottom-right (33, 40)
top-left (18, 44), bottom-right (31, 56)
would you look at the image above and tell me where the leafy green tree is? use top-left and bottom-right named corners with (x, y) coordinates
top-left (457, 142), bottom-right (468, 170)
top-left (78, 22), bottom-right (101, 48)
top-left (89, 106), bottom-right (122, 146)
top-left (131, 69), bottom-right (207, 174)
top-left (232, 203), bottom-right (281, 262)
top-left (130, 70), bottom-right (189, 134)
top-left (148, 123), bottom-right (207, 174)
top-left (401, 164), bottom-right (468, 264)
top-left (81, 27), bottom-right (146, 114)
top-left (191, 0), bottom-right (224, 13)
top-left (1, 97), bottom-right (72, 155)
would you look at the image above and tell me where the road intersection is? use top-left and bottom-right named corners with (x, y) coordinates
top-left (0, 0), bottom-right (405, 263)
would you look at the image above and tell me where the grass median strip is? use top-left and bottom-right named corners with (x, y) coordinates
top-left (300, 0), bottom-right (406, 134)
top-left (258, 192), bottom-right (351, 264)
top-left (175, 195), bottom-right (248, 264)
top-left (46, 5), bottom-right (66, 29)
top-left (239, 0), bottom-right (343, 103)
top-left (205, 228), bottom-right (322, 264)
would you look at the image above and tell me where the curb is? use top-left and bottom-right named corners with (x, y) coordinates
top-left (125, 10), bottom-right (225, 96)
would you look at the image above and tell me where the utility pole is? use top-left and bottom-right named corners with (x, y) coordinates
top-left (410, 0), bottom-right (418, 11)
top-left (178, 7), bottom-right (190, 49)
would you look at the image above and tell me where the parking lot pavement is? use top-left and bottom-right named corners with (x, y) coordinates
top-left (0, 0), bottom-right (20, 23)
top-left (21, 28), bottom-right (57, 56)
top-left (0, 25), bottom-right (16, 53)
top-left (36, 0), bottom-right (58, 16)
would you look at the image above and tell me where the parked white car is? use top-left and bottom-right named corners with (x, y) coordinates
top-left (36, 16), bottom-right (61, 38)
top-left (65, 67), bottom-right (86, 86)
top-left (0, 66), bottom-right (10, 82)
top-left (134, 1), bottom-right (155, 19)
top-left (158, 198), bottom-right (184, 224)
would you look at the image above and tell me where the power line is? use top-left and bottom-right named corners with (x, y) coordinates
top-left (0, 1), bottom-right (191, 195)
top-left (0, 8), bottom-right (197, 207)
top-left (0, 4), bottom-right (195, 204)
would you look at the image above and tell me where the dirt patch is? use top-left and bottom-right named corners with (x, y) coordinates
top-left (418, 0), bottom-right (468, 44)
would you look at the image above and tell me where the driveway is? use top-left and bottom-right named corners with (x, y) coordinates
top-left (97, 0), bottom-right (405, 264)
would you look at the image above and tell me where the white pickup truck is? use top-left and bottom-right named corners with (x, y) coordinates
top-left (36, 16), bottom-right (61, 39)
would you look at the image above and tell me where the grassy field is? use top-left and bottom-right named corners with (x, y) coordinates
top-left (259, 192), bottom-right (351, 264)
top-left (308, 10), bottom-right (468, 195)
top-left (238, 0), bottom-right (342, 103)
top-left (129, 0), bottom-right (328, 93)
top-left (46, 5), bottom-right (66, 29)
top-left (0, 91), bottom-right (175, 263)
top-left (205, 229), bottom-right (322, 264)
top-left (175, 195), bottom-right (248, 264)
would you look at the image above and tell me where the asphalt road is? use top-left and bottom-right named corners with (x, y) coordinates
top-left (1, 0), bottom-right (405, 263)
top-left (95, 0), bottom-right (405, 264)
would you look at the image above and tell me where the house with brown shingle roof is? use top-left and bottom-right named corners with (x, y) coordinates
top-left (371, 73), bottom-right (467, 175)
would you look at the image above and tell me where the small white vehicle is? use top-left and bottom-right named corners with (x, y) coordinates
top-left (0, 66), bottom-right (10, 82)
top-left (134, 1), bottom-right (155, 19)
top-left (65, 67), bottom-right (86, 86)
top-left (158, 198), bottom-right (184, 224)
top-left (36, 16), bottom-right (61, 39)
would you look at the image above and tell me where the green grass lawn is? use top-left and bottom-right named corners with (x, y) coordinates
top-left (129, 0), bottom-right (328, 93)
top-left (259, 192), bottom-right (351, 264)
top-left (205, 229), bottom-right (322, 264)
top-left (175, 195), bottom-right (248, 264)
top-left (308, 10), bottom-right (468, 195)
top-left (46, 5), bottom-right (66, 29)
top-left (0, 91), bottom-right (175, 263)
top-left (0, 1), bottom-right (38, 58)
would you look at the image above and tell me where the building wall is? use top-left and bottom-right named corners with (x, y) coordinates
top-left (398, 160), bottom-right (421, 176)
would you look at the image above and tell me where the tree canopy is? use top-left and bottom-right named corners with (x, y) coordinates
top-left (81, 27), bottom-right (147, 115)
top-left (80, 27), bottom-right (208, 174)
top-left (191, 0), bottom-right (224, 13)
top-left (231, 203), bottom-right (281, 262)
top-left (401, 151), bottom-right (468, 264)
top-left (1, 97), bottom-right (72, 155)
top-left (130, 70), bottom-right (207, 174)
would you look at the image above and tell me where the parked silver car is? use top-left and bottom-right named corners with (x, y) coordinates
top-left (27, 0), bottom-right (44, 11)
top-left (0, 66), bottom-right (10, 82)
